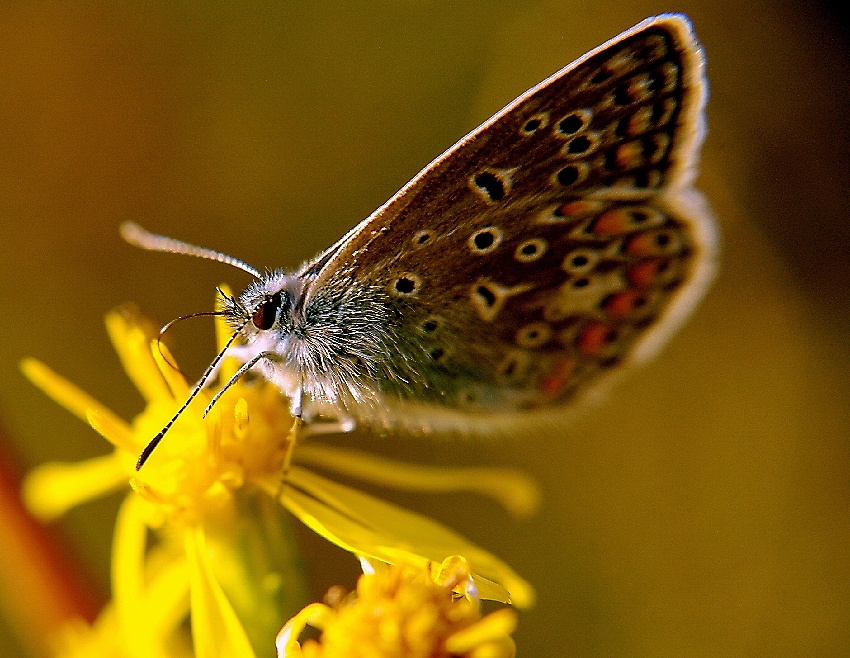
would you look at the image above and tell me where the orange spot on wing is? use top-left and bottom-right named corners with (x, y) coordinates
top-left (615, 140), bottom-right (644, 169)
top-left (625, 232), bottom-right (660, 256)
top-left (557, 199), bottom-right (603, 217)
top-left (627, 259), bottom-right (664, 287)
top-left (604, 291), bottom-right (642, 320)
top-left (578, 323), bottom-right (616, 357)
top-left (541, 359), bottom-right (575, 397)
top-left (591, 209), bottom-right (632, 235)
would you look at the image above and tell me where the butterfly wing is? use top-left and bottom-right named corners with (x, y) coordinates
top-left (300, 14), bottom-right (717, 427)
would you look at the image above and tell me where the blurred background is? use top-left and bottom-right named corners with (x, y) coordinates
top-left (0, 1), bottom-right (847, 656)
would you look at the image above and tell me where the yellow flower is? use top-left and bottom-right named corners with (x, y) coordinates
top-left (22, 293), bottom-right (537, 657)
top-left (277, 555), bottom-right (517, 658)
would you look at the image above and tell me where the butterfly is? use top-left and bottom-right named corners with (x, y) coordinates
top-left (124, 13), bottom-right (716, 469)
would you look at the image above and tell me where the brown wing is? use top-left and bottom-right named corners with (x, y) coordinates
top-left (304, 14), bottom-right (717, 418)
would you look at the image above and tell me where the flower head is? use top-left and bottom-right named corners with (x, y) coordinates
top-left (277, 555), bottom-right (517, 658)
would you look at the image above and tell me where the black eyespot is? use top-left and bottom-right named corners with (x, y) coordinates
top-left (558, 113), bottom-right (584, 135)
top-left (573, 278), bottom-right (590, 288)
top-left (475, 285), bottom-right (497, 307)
top-left (613, 85), bottom-right (631, 106)
top-left (469, 227), bottom-right (503, 253)
top-left (475, 232), bottom-right (494, 249)
top-left (252, 291), bottom-right (282, 330)
top-left (394, 277), bottom-right (417, 294)
top-left (421, 319), bottom-right (439, 333)
top-left (473, 171), bottom-right (506, 202)
top-left (557, 166), bottom-right (580, 186)
top-left (567, 135), bottom-right (592, 154)
top-left (429, 347), bottom-right (445, 362)
top-left (523, 118), bottom-right (542, 133)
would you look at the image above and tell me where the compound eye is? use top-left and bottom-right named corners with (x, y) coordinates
top-left (251, 291), bottom-right (282, 330)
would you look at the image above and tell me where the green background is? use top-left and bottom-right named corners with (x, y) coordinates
top-left (1, 1), bottom-right (848, 656)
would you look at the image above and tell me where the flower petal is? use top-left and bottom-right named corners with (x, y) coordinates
top-left (112, 494), bottom-right (161, 658)
top-left (295, 445), bottom-right (541, 518)
top-left (185, 525), bottom-right (257, 658)
top-left (105, 310), bottom-right (172, 404)
top-left (274, 468), bottom-right (535, 608)
top-left (150, 341), bottom-right (191, 401)
top-left (444, 608), bottom-right (517, 653)
top-left (22, 453), bottom-right (128, 520)
top-left (20, 359), bottom-right (130, 442)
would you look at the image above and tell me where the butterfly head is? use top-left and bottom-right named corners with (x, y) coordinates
top-left (221, 270), bottom-right (308, 345)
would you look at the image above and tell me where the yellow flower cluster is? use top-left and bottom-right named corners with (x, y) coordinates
top-left (278, 556), bottom-right (516, 658)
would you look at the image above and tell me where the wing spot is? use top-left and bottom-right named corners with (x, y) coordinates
top-left (497, 351), bottom-right (529, 380)
top-left (555, 109), bottom-right (592, 136)
top-left (521, 113), bottom-right (549, 135)
top-left (555, 162), bottom-right (588, 187)
top-left (613, 84), bottom-right (632, 106)
top-left (473, 171), bottom-right (505, 201)
top-left (419, 316), bottom-right (440, 334)
top-left (471, 168), bottom-right (517, 203)
top-left (470, 279), bottom-right (532, 322)
top-left (413, 230), bottom-right (433, 246)
top-left (514, 238), bottom-right (547, 262)
top-left (564, 132), bottom-right (600, 156)
top-left (623, 106), bottom-right (654, 136)
top-left (468, 227), bottom-right (503, 254)
top-left (390, 273), bottom-right (422, 297)
top-left (592, 206), bottom-right (665, 235)
top-left (474, 284), bottom-right (496, 307)
top-left (516, 322), bottom-right (553, 348)
top-left (428, 347), bottom-right (446, 362)
top-left (578, 322), bottom-right (619, 357)
top-left (624, 229), bottom-right (683, 257)
top-left (562, 248), bottom-right (600, 274)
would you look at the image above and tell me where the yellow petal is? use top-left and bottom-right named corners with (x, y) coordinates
top-left (112, 494), bottom-right (161, 658)
top-left (20, 359), bottom-right (129, 439)
top-left (276, 467), bottom-right (535, 608)
top-left (295, 445), bottom-right (541, 518)
top-left (22, 453), bottom-right (128, 520)
top-left (86, 408), bottom-right (137, 453)
top-left (141, 550), bottom-right (191, 640)
top-left (275, 603), bottom-right (335, 658)
top-left (445, 608), bottom-right (517, 653)
top-left (185, 525), bottom-right (257, 658)
top-left (105, 310), bottom-right (172, 404)
top-left (150, 340), bottom-right (191, 401)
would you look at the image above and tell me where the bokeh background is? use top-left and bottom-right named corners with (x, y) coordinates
top-left (1, 1), bottom-right (847, 656)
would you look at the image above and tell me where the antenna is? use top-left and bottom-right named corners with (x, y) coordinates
top-left (156, 311), bottom-right (224, 371)
top-left (136, 319), bottom-right (247, 470)
top-left (121, 221), bottom-right (262, 279)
